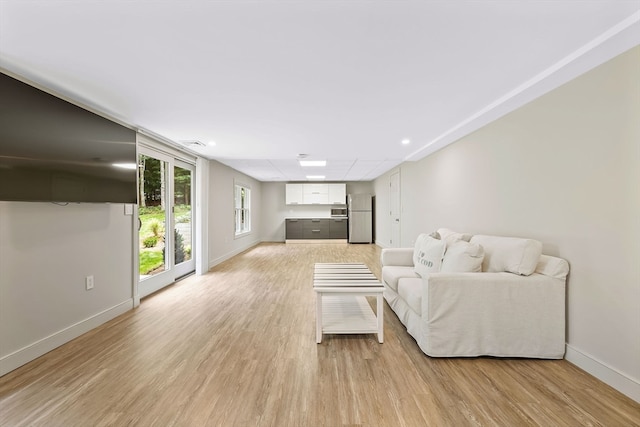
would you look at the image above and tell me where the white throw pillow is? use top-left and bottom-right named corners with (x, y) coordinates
top-left (441, 240), bottom-right (485, 272)
top-left (469, 234), bottom-right (542, 276)
top-left (413, 235), bottom-right (446, 277)
top-left (437, 228), bottom-right (473, 247)
top-left (412, 233), bottom-right (428, 267)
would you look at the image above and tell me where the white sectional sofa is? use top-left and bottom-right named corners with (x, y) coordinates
top-left (381, 228), bottom-right (569, 359)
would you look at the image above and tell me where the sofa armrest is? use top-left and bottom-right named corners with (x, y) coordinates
top-left (380, 248), bottom-right (414, 267)
top-left (422, 272), bottom-right (566, 358)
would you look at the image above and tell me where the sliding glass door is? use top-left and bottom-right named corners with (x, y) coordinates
top-left (172, 160), bottom-right (195, 279)
top-left (138, 147), bottom-right (195, 298)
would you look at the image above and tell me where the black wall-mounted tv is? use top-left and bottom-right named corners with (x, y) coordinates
top-left (0, 72), bottom-right (137, 203)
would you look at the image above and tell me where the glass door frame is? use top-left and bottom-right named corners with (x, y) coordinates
top-left (137, 145), bottom-right (196, 299)
top-left (172, 159), bottom-right (196, 279)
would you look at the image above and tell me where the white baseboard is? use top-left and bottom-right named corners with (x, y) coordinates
top-left (285, 239), bottom-right (348, 244)
top-left (565, 344), bottom-right (640, 403)
top-left (0, 299), bottom-right (133, 377)
top-left (375, 240), bottom-right (390, 249)
top-left (208, 240), bottom-right (261, 269)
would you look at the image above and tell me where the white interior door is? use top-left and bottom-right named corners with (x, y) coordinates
top-left (390, 171), bottom-right (401, 247)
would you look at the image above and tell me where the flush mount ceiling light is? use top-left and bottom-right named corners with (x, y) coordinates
top-left (306, 175), bottom-right (325, 180)
top-left (299, 160), bottom-right (327, 167)
top-left (401, 139), bottom-right (411, 145)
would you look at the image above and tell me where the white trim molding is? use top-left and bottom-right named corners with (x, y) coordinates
top-left (208, 240), bottom-right (261, 270)
top-left (0, 300), bottom-right (133, 377)
top-left (565, 344), bottom-right (640, 403)
top-left (406, 11), bottom-right (640, 163)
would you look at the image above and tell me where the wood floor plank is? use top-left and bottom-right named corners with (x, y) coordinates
top-left (0, 243), bottom-right (638, 426)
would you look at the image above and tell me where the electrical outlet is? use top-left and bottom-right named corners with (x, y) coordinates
top-left (85, 275), bottom-right (94, 290)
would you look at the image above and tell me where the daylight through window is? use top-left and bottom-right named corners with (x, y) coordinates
top-left (234, 184), bottom-right (251, 235)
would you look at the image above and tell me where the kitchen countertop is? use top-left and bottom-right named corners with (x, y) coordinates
top-left (285, 217), bottom-right (347, 219)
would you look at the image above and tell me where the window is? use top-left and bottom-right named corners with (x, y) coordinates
top-left (234, 183), bottom-right (251, 235)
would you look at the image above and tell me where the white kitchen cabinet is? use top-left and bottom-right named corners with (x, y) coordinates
top-left (285, 183), bottom-right (304, 205)
top-left (328, 183), bottom-right (346, 204)
top-left (286, 183), bottom-right (346, 205)
top-left (303, 184), bottom-right (329, 204)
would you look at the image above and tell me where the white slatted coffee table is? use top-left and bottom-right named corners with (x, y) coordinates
top-left (313, 263), bottom-right (384, 343)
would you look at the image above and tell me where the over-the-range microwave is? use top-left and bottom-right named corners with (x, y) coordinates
top-left (331, 208), bottom-right (347, 217)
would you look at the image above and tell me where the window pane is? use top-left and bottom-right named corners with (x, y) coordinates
top-left (138, 154), bottom-right (168, 279)
top-left (174, 165), bottom-right (192, 264)
top-left (234, 184), bottom-right (251, 235)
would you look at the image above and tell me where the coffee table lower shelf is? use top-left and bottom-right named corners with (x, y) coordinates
top-left (319, 295), bottom-right (378, 335)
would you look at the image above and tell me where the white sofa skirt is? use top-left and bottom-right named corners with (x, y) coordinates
top-left (383, 272), bottom-right (566, 359)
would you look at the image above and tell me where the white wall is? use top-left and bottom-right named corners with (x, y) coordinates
top-left (0, 202), bottom-right (134, 375)
top-left (260, 183), bottom-right (288, 242)
top-left (373, 46), bottom-right (640, 401)
top-left (207, 160), bottom-right (262, 267)
top-left (195, 157), bottom-right (210, 275)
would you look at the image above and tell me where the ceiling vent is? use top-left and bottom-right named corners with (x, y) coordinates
top-left (179, 140), bottom-right (206, 148)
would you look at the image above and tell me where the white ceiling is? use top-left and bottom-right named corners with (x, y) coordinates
top-left (1, 1), bottom-right (639, 182)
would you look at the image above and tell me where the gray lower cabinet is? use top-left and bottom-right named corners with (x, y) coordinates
top-left (302, 219), bottom-right (330, 239)
top-left (286, 218), bottom-right (347, 240)
top-left (329, 218), bottom-right (348, 238)
top-left (285, 219), bottom-right (303, 239)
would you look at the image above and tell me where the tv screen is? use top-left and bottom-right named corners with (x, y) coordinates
top-left (0, 72), bottom-right (137, 203)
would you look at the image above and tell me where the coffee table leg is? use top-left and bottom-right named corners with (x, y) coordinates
top-left (377, 294), bottom-right (384, 343)
top-left (316, 292), bottom-right (323, 344)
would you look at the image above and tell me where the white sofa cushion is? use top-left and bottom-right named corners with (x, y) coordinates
top-left (397, 278), bottom-right (422, 314)
top-left (413, 235), bottom-right (446, 277)
top-left (381, 247), bottom-right (414, 267)
top-left (441, 240), bottom-right (485, 272)
top-left (535, 254), bottom-right (570, 279)
top-left (469, 235), bottom-right (542, 276)
top-left (437, 228), bottom-right (472, 246)
top-left (382, 266), bottom-right (418, 292)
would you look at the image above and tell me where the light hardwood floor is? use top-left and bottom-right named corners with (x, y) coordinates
top-left (1, 243), bottom-right (638, 426)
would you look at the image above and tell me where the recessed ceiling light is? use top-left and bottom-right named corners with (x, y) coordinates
top-left (112, 163), bottom-right (137, 170)
top-left (402, 139), bottom-right (411, 145)
top-left (306, 175), bottom-right (325, 180)
top-left (208, 141), bottom-right (216, 146)
top-left (300, 160), bottom-right (327, 167)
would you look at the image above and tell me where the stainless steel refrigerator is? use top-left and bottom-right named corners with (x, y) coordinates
top-left (348, 193), bottom-right (372, 243)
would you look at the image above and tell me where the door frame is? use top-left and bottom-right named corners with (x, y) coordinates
top-left (390, 170), bottom-right (401, 247)
top-left (135, 136), bottom-right (197, 302)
